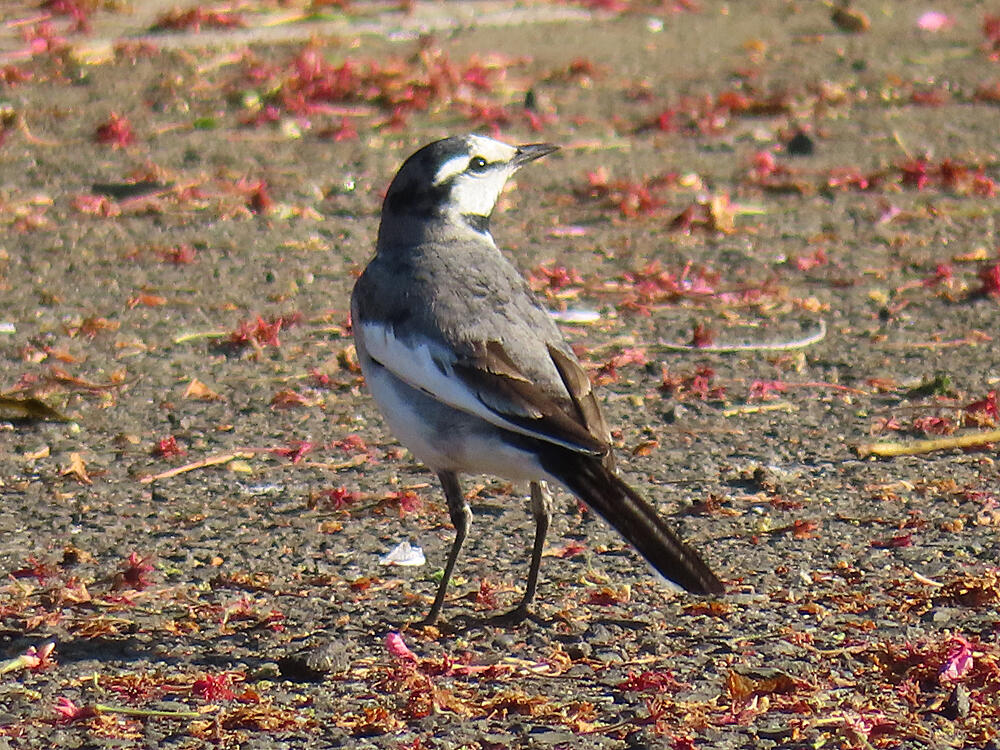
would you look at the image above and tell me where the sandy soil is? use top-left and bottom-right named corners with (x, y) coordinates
top-left (0, 1), bottom-right (998, 747)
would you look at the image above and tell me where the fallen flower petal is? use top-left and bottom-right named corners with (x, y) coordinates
top-left (192, 672), bottom-right (238, 701)
top-left (94, 112), bottom-right (136, 148)
top-left (939, 634), bottom-right (974, 683)
top-left (917, 11), bottom-right (952, 32)
top-left (386, 632), bottom-right (417, 663)
top-left (53, 697), bottom-right (97, 722)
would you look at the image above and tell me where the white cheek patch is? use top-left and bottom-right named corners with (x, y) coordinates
top-left (449, 171), bottom-right (511, 217)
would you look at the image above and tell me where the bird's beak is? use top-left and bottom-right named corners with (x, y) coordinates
top-left (512, 143), bottom-right (559, 168)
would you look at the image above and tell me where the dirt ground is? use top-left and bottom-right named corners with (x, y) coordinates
top-left (0, 1), bottom-right (998, 748)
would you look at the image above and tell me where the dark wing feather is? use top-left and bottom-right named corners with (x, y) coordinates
top-left (450, 340), bottom-right (608, 456)
top-left (547, 346), bottom-right (611, 440)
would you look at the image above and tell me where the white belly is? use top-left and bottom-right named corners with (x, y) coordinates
top-left (362, 358), bottom-right (548, 482)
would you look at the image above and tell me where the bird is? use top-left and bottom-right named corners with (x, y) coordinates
top-left (351, 134), bottom-right (724, 625)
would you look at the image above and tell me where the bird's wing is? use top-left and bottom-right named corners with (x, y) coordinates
top-left (357, 321), bottom-right (607, 456)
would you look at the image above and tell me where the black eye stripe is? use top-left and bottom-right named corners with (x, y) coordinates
top-left (468, 156), bottom-right (489, 172)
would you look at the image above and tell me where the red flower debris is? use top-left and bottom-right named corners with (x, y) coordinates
top-left (152, 435), bottom-right (187, 458)
top-left (542, 57), bottom-right (604, 85)
top-left (475, 578), bottom-right (500, 610)
top-left (825, 166), bottom-right (881, 192)
top-left (616, 260), bottom-right (721, 314)
top-left (670, 193), bottom-right (741, 234)
top-left (910, 86), bottom-right (949, 107)
top-left (923, 263), bottom-right (954, 288)
top-left (159, 243), bottom-right (197, 264)
top-left (974, 80), bottom-right (1000, 103)
top-left (379, 490), bottom-right (424, 518)
top-left (192, 672), bottom-right (239, 701)
top-left (791, 519), bottom-right (819, 539)
top-left (748, 379), bottom-right (864, 401)
top-left (587, 587), bottom-right (630, 606)
top-left (114, 552), bottom-right (154, 591)
top-left (979, 263), bottom-right (1000, 298)
top-left (715, 89), bottom-right (790, 117)
top-left (875, 632), bottom-right (997, 692)
top-left (386, 632), bottom-right (418, 663)
top-left (234, 178), bottom-right (273, 214)
top-left (983, 15), bottom-right (1000, 59)
top-left (749, 149), bottom-right (784, 181)
top-left (576, 167), bottom-right (674, 218)
top-left (593, 347), bottom-right (648, 385)
top-left (870, 533), bottom-right (914, 549)
top-left (871, 416), bottom-right (903, 434)
top-left (792, 248), bottom-right (828, 272)
top-left (963, 390), bottom-right (998, 428)
top-left (332, 433), bottom-right (371, 455)
top-left (10, 642), bottom-right (56, 672)
top-left (228, 313), bottom-right (301, 350)
top-left (939, 635), bottom-right (975, 684)
top-left (899, 158), bottom-right (997, 196)
top-left (688, 322), bottom-right (715, 348)
top-left (270, 389), bottom-right (318, 409)
top-left (618, 670), bottom-right (687, 692)
top-left (270, 440), bottom-right (314, 464)
top-left (638, 87), bottom-right (790, 136)
top-left (318, 116), bottom-right (358, 142)
top-left (53, 697), bottom-right (97, 723)
top-left (9, 556), bottom-right (58, 585)
top-left (309, 368), bottom-right (332, 388)
top-left (1, 64), bottom-right (33, 86)
top-left (660, 366), bottom-right (725, 401)
top-left (21, 21), bottom-right (68, 56)
top-left (753, 157), bottom-right (996, 196)
top-left (71, 194), bottom-right (121, 217)
top-left (150, 7), bottom-right (246, 33)
top-left (43, 0), bottom-right (92, 33)
top-left (324, 486), bottom-right (360, 510)
top-left (236, 45), bottom-right (524, 133)
top-left (101, 673), bottom-right (162, 705)
top-left (94, 113), bottom-right (136, 149)
top-left (528, 264), bottom-right (584, 294)
top-left (911, 416), bottom-right (956, 436)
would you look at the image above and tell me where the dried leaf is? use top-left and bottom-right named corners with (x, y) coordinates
top-left (0, 396), bottom-right (70, 422)
top-left (61, 453), bottom-right (92, 484)
top-left (183, 378), bottom-right (222, 401)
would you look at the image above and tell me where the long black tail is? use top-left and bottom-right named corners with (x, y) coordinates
top-left (543, 453), bottom-right (724, 595)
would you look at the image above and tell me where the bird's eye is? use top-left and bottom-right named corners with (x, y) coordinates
top-left (468, 156), bottom-right (489, 172)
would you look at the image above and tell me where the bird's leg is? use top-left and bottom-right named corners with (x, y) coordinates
top-left (422, 471), bottom-right (470, 626)
top-left (495, 480), bottom-right (552, 624)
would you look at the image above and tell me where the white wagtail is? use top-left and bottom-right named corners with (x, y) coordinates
top-left (352, 134), bottom-right (724, 624)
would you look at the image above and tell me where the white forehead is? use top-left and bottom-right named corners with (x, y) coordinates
top-left (432, 135), bottom-right (518, 186)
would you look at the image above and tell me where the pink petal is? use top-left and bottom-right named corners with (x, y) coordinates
top-left (386, 632), bottom-right (417, 662)
top-left (917, 11), bottom-right (952, 32)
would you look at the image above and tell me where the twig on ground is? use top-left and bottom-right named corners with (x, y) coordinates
top-left (856, 429), bottom-right (1000, 458)
top-left (138, 451), bottom-right (255, 484)
top-left (722, 402), bottom-right (795, 417)
top-left (173, 330), bottom-right (229, 344)
top-left (95, 703), bottom-right (201, 719)
top-left (656, 319), bottom-right (826, 353)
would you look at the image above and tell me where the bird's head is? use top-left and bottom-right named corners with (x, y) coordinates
top-left (381, 134), bottom-right (558, 234)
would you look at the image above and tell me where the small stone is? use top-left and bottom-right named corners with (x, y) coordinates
top-left (786, 131), bottom-right (815, 156)
top-left (278, 640), bottom-right (350, 682)
top-left (942, 684), bottom-right (970, 719)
